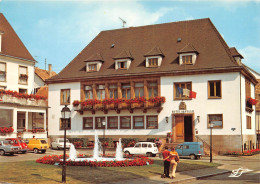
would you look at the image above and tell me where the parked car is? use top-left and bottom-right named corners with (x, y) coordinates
top-left (5, 138), bottom-right (29, 154)
top-left (123, 142), bottom-right (158, 157)
top-left (0, 140), bottom-right (21, 156)
top-left (27, 139), bottom-right (49, 153)
top-left (51, 138), bottom-right (72, 150)
top-left (175, 142), bottom-right (204, 159)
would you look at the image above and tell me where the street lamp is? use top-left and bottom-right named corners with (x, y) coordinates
top-left (102, 120), bottom-right (106, 156)
top-left (209, 122), bottom-right (214, 163)
top-left (61, 105), bottom-right (71, 183)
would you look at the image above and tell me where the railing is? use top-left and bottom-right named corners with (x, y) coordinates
top-left (0, 94), bottom-right (47, 107)
top-left (195, 135), bottom-right (219, 154)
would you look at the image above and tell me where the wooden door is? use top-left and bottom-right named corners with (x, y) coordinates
top-left (175, 116), bottom-right (184, 142)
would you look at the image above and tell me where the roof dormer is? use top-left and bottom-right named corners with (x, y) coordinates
top-left (84, 53), bottom-right (104, 72)
top-left (229, 47), bottom-right (243, 66)
top-left (113, 50), bottom-right (133, 70)
top-left (144, 47), bottom-right (164, 68)
top-left (177, 43), bottom-right (198, 65)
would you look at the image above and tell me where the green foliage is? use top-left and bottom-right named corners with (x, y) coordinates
top-left (121, 138), bottom-right (139, 147)
top-left (67, 138), bottom-right (88, 147)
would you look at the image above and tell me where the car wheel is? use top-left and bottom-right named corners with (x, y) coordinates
top-left (0, 150), bottom-right (5, 156)
top-left (124, 151), bottom-right (131, 156)
top-left (146, 152), bottom-right (152, 157)
top-left (57, 147), bottom-right (60, 150)
top-left (41, 150), bottom-right (46, 154)
top-left (33, 148), bottom-right (39, 154)
top-left (152, 154), bottom-right (157, 157)
top-left (190, 154), bottom-right (196, 160)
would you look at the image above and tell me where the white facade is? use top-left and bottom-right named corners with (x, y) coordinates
top-left (0, 55), bottom-right (48, 139)
top-left (48, 71), bottom-right (256, 152)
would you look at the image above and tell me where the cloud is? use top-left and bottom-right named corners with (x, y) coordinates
top-left (239, 46), bottom-right (260, 73)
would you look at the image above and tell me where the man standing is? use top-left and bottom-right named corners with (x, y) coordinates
top-left (162, 146), bottom-right (170, 178)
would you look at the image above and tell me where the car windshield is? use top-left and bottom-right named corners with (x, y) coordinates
top-left (40, 140), bottom-right (47, 144)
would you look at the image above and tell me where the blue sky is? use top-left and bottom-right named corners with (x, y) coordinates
top-left (1, 0), bottom-right (260, 73)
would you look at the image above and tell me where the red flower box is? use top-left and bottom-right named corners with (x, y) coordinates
top-left (0, 127), bottom-right (14, 133)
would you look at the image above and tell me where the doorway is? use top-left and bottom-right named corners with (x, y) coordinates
top-left (173, 114), bottom-right (193, 142)
top-left (184, 116), bottom-right (193, 142)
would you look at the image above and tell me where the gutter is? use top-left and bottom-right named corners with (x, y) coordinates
top-left (46, 66), bottom-right (244, 84)
top-left (0, 53), bottom-right (36, 63)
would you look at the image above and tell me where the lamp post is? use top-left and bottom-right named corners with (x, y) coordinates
top-left (209, 122), bottom-right (214, 163)
top-left (102, 120), bottom-right (106, 156)
top-left (61, 105), bottom-right (71, 183)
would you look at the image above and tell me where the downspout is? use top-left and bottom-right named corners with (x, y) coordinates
top-left (240, 73), bottom-right (243, 152)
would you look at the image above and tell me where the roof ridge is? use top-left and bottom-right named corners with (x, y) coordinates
top-left (101, 18), bottom-right (211, 33)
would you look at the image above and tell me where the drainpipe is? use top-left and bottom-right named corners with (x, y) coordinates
top-left (240, 73), bottom-right (243, 152)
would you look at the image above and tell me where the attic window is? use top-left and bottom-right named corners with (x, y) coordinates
top-left (182, 55), bottom-right (192, 65)
top-left (88, 64), bottom-right (97, 71)
top-left (148, 58), bottom-right (158, 67)
top-left (117, 60), bottom-right (127, 69)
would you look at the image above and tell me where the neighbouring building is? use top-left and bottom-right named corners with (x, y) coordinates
top-left (0, 13), bottom-right (48, 139)
top-left (246, 66), bottom-right (260, 146)
top-left (47, 18), bottom-right (258, 153)
top-left (34, 64), bottom-right (56, 93)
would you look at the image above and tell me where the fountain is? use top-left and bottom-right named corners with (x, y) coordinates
top-left (67, 132), bottom-right (125, 162)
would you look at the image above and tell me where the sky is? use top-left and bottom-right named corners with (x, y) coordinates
top-left (0, 0), bottom-right (260, 73)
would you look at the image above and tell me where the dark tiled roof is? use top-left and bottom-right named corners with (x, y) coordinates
top-left (178, 43), bottom-right (198, 54)
top-left (85, 53), bottom-right (104, 63)
top-left (0, 13), bottom-right (35, 62)
top-left (35, 67), bottom-right (57, 81)
top-left (229, 47), bottom-right (244, 59)
top-left (144, 47), bottom-right (164, 57)
top-left (113, 50), bottom-right (133, 60)
top-left (49, 18), bottom-right (240, 81)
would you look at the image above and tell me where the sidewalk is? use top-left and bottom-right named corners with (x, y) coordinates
top-left (108, 155), bottom-right (241, 184)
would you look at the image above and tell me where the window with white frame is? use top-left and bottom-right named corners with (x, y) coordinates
top-left (84, 85), bottom-right (93, 100)
top-left (179, 53), bottom-right (197, 65)
top-left (146, 56), bottom-right (162, 67)
top-left (117, 60), bottom-right (127, 69)
top-left (88, 64), bottom-right (97, 71)
top-left (18, 66), bottom-right (28, 84)
top-left (0, 62), bottom-right (6, 82)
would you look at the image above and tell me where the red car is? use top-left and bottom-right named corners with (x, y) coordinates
top-left (5, 138), bottom-right (29, 154)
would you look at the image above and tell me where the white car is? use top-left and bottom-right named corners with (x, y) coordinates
top-left (51, 138), bottom-right (72, 150)
top-left (123, 142), bottom-right (158, 157)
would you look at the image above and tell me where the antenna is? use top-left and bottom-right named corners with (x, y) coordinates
top-left (119, 17), bottom-right (126, 28)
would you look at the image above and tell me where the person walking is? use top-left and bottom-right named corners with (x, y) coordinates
top-left (169, 146), bottom-right (179, 179)
top-left (161, 146), bottom-right (170, 178)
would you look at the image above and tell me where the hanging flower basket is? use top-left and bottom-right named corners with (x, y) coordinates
top-left (248, 97), bottom-right (257, 105)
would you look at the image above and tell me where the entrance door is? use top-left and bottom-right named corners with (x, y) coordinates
top-left (175, 116), bottom-right (184, 142)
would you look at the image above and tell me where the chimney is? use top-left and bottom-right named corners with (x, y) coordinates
top-left (48, 64), bottom-right (52, 77)
top-left (0, 31), bottom-right (4, 52)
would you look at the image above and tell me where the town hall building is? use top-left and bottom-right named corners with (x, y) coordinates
top-left (47, 18), bottom-right (257, 153)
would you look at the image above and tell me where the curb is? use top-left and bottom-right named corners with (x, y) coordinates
top-left (170, 170), bottom-right (232, 184)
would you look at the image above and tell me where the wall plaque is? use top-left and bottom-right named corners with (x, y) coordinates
top-left (179, 102), bottom-right (186, 110)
